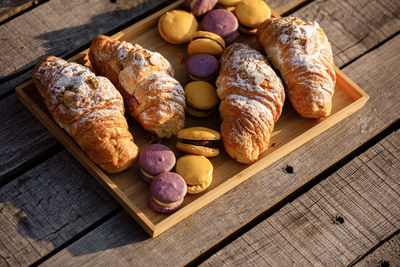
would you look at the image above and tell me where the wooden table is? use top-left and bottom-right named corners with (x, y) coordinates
top-left (1, 0), bottom-right (399, 266)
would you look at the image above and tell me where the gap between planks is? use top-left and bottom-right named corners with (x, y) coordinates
top-left (0, 0), bottom-right (318, 185)
top-left (0, 0), bottom-right (399, 265)
top-left (186, 119), bottom-right (400, 266)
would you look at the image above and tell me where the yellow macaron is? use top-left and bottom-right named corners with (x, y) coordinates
top-left (176, 155), bottom-right (213, 194)
top-left (184, 81), bottom-right (219, 118)
top-left (188, 31), bottom-right (226, 56)
top-left (235, 0), bottom-right (271, 34)
top-left (177, 127), bottom-right (221, 157)
top-left (158, 10), bottom-right (198, 44)
top-left (219, 0), bottom-right (242, 7)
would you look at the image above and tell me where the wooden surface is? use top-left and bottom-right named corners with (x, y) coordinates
top-left (202, 129), bottom-right (400, 266)
top-left (355, 232), bottom-right (400, 267)
top-left (16, 0), bottom-right (368, 237)
top-left (0, 0), bottom-right (399, 266)
top-left (38, 28), bottom-right (400, 267)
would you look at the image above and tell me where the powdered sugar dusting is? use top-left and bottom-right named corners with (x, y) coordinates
top-left (259, 17), bottom-right (336, 117)
top-left (34, 58), bottom-right (124, 132)
top-left (216, 43), bottom-right (285, 163)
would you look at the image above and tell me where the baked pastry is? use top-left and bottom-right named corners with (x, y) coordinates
top-left (89, 35), bottom-right (186, 138)
top-left (138, 144), bottom-right (176, 184)
top-left (33, 56), bottom-right (138, 173)
top-left (176, 155), bottom-right (213, 194)
top-left (150, 172), bottom-right (187, 213)
top-left (177, 127), bottom-right (221, 157)
top-left (158, 10), bottom-right (198, 44)
top-left (216, 43), bottom-right (285, 164)
top-left (257, 17), bottom-right (336, 118)
top-left (235, 0), bottom-right (271, 35)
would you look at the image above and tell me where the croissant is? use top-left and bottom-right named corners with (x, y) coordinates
top-left (89, 35), bottom-right (186, 138)
top-left (216, 43), bottom-right (285, 164)
top-left (33, 56), bottom-right (139, 173)
top-left (257, 17), bottom-right (336, 118)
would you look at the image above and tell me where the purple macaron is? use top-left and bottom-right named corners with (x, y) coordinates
top-left (187, 53), bottom-right (219, 81)
top-left (138, 144), bottom-right (176, 183)
top-left (202, 9), bottom-right (239, 42)
top-left (184, 0), bottom-right (218, 16)
top-left (150, 172), bottom-right (187, 213)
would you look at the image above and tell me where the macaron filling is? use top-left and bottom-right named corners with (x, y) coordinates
top-left (239, 22), bottom-right (257, 32)
top-left (187, 178), bottom-right (212, 194)
top-left (152, 197), bottom-right (181, 207)
top-left (180, 139), bottom-right (218, 147)
top-left (191, 36), bottom-right (225, 50)
top-left (187, 103), bottom-right (215, 113)
top-left (140, 168), bottom-right (156, 180)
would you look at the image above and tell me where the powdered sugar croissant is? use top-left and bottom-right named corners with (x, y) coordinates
top-left (89, 35), bottom-right (186, 138)
top-left (257, 17), bottom-right (336, 118)
top-left (216, 43), bottom-right (285, 164)
top-left (33, 56), bottom-right (139, 173)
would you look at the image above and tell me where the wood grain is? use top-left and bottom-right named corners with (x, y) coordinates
top-left (354, 232), bottom-right (400, 267)
top-left (0, 0), bottom-right (169, 96)
top-left (0, 0), bottom-right (398, 265)
top-left (292, 0), bottom-right (400, 67)
top-left (201, 129), bottom-right (400, 266)
top-left (0, 94), bottom-right (57, 180)
top-left (0, 0), bottom-right (41, 23)
top-left (40, 34), bottom-right (400, 266)
top-left (16, 0), bottom-right (368, 237)
top-left (0, 151), bottom-right (118, 266)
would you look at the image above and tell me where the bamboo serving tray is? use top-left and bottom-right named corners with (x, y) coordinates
top-left (16, 0), bottom-right (369, 237)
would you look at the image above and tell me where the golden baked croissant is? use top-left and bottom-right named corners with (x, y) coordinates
top-left (33, 56), bottom-right (139, 173)
top-left (89, 35), bottom-right (186, 138)
top-left (216, 43), bottom-right (285, 164)
top-left (257, 17), bottom-right (336, 118)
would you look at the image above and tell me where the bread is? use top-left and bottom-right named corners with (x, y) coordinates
top-left (33, 56), bottom-right (139, 173)
top-left (216, 43), bottom-right (285, 164)
top-left (89, 35), bottom-right (186, 138)
top-left (257, 17), bottom-right (336, 118)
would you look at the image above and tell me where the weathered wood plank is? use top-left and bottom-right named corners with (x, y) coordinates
top-left (354, 232), bottom-right (400, 267)
top-left (0, 0), bottom-right (305, 97)
top-left (2, 0), bottom-right (399, 97)
top-left (0, 0), bottom-right (169, 96)
top-left (40, 34), bottom-right (400, 266)
top-left (0, 0), bottom-right (41, 23)
top-left (201, 130), bottom-right (400, 266)
top-left (268, 0), bottom-right (310, 15)
top-left (292, 0), bottom-right (400, 67)
top-left (0, 151), bottom-right (118, 266)
top-left (0, 94), bottom-right (57, 180)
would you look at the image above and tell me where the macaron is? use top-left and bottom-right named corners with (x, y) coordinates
top-left (184, 81), bottom-right (219, 117)
top-left (184, 0), bottom-right (218, 16)
top-left (149, 172), bottom-right (187, 213)
top-left (138, 144), bottom-right (176, 183)
top-left (177, 127), bottom-right (221, 157)
top-left (158, 10), bottom-right (198, 44)
top-left (187, 54), bottom-right (219, 81)
top-left (202, 9), bottom-right (239, 43)
top-left (187, 31), bottom-right (226, 56)
top-left (176, 155), bottom-right (213, 194)
top-left (219, 0), bottom-right (242, 7)
top-left (235, 0), bottom-right (271, 35)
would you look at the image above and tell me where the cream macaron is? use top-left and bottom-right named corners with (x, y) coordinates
top-left (176, 155), bottom-right (213, 194)
top-left (184, 81), bottom-right (219, 117)
top-left (158, 10), bottom-right (198, 44)
top-left (177, 127), bottom-right (221, 157)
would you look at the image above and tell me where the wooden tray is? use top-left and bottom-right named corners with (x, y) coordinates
top-left (16, 0), bottom-right (369, 237)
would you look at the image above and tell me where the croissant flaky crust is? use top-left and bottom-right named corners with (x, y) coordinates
top-left (89, 35), bottom-right (186, 138)
top-left (216, 43), bottom-right (285, 164)
top-left (33, 56), bottom-right (138, 173)
top-left (257, 17), bottom-right (336, 119)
